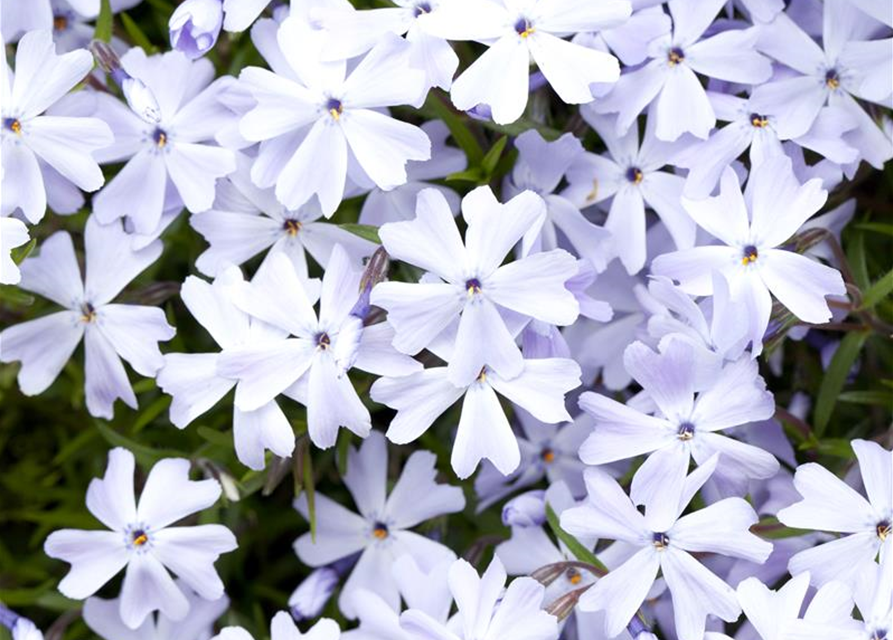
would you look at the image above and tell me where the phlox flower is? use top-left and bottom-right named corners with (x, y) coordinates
top-left (561, 456), bottom-right (773, 640)
top-left (294, 432), bottom-right (465, 618)
top-left (92, 48), bottom-right (236, 235)
top-left (595, 0), bottom-right (772, 141)
top-left (190, 152), bottom-right (376, 279)
top-left (777, 438), bottom-right (891, 589)
top-left (169, 0), bottom-right (224, 60)
top-left (578, 339), bottom-right (777, 504)
top-left (399, 556), bottom-right (560, 640)
top-left (731, 572), bottom-right (860, 640)
top-left (0, 217), bottom-right (175, 419)
top-left (651, 156), bottom-right (847, 355)
top-left (157, 266), bottom-right (298, 470)
top-left (566, 109), bottom-right (696, 274)
top-left (84, 581), bottom-right (229, 640)
top-left (212, 612), bottom-right (340, 640)
top-left (44, 448), bottom-right (238, 629)
top-left (371, 186), bottom-right (580, 387)
top-left (419, 0), bottom-right (629, 125)
top-left (0, 216), bottom-right (30, 285)
top-left (505, 129), bottom-right (611, 272)
top-left (751, 0), bottom-right (893, 172)
top-left (371, 339), bottom-right (581, 478)
top-left (216, 246), bottom-right (420, 448)
top-left (1, 30), bottom-right (113, 223)
top-left (238, 17), bottom-right (430, 215)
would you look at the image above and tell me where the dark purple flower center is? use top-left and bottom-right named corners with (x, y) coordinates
top-left (742, 245), bottom-right (759, 265)
top-left (825, 68), bottom-right (841, 89)
top-left (626, 167), bottom-right (644, 184)
top-left (514, 17), bottom-right (534, 37)
top-left (877, 519), bottom-right (891, 541)
top-left (316, 332), bottom-right (331, 350)
top-left (4, 117), bottom-right (22, 134)
top-left (677, 422), bottom-right (695, 440)
top-left (750, 113), bottom-right (769, 128)
top-left (414, 1), bottom-right (431, 16)
top-left (652, 532), bottom-right (670, 548)
top-left (465, 278), bottom-right (483, 295)
top-left (326, 98), bottom-right (343, 119)
top-left (284, 219), bottom-right (302, 236)
top-left (152, 127), bottom-right (168, 147)
top-left (667, 47), bottom-right (685, 65)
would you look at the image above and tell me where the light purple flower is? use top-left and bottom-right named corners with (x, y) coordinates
top-left (212, 612), bottom-right (340, 640)
top-left (170, 0), bottom-right (224, 60)
top-left (0, 217), bottom-right (175, 419)
top-left (294, 432), bottom-right (465, 618)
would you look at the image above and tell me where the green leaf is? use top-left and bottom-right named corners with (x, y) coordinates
top-left (94, 422), bottom-right (182, 466)
top-left (813, 330), bottom-right (870, 436)
top-left (339, 223), bottom-right (381, 244)
top-left (0, 285), bottom-right (35, 306)
top-left (94, 0), bottom-right (113, 43)
top-left (132, 395), bottom-right (171, 433)
top-left (838, 390), bottom-right (893, 406)
top-left (336, 429), bottom-right (351, 476)
top-left (197, 426), bottom-right (233, 447)
top-left (545, 503), bottom-right (608, 573)
top-left (446, 167), bottom-right (486, 183)
top-left (753, 517), bottom-right (812, 539)
top-left (120, 12), bottom-right (155, 52)
top-left (424, 92), bottom-right (484, 165)
top-left (860, 267), bottom-right (893, 309)
top-left (11, 238), bottom-right (36, 264)
top-left (302, 443), bottom-right (316, 542)
top-left (481, 135), bottom-right (507, 177)
top-left (846, 231), bottom-right (869, 290)
top-left (854, 222), bottom-right (893, 237)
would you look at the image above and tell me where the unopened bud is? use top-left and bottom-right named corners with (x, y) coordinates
top-left (502, 490), bottom-right (546, 527)
top-left (169, 0), bottom-right (224, 60)
top-left (91, 41), bottom-right (161, 124)
top-left (544, 583), bottom-right (591, 621)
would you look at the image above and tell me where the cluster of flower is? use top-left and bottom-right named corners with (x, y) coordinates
top-left (0, 0), bottom-right (890, 639)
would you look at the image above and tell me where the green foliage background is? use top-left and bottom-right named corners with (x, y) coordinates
top-left (1, 1), bottom-right (891, 638)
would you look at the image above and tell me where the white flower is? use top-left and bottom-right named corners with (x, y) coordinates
top-left (419, 0), bottom-right (629, 124)
top-left (652, 156), bottom-right (847, 355)
top-left (84, 581), bottom-right (229, 640)
top-left (371, 186), bottom-right (580, 387)
top-left (0, 215), bottom-right (30, 284)
top-left (777, 439), bottom-right (892, 589)
top-left (1, 30), bottom-right (113, 223)
top-left (294, 432), bottom-right (465, 618)
top-left (399, 556), bottom-right (560, 640)
top-left (238, 17), bottom-right (431, 215)
top-left (11, 618), bottom-right (44, 640)
top-left (212, 612), bottom-right (340, 640)
top-left (44, 448), bottom-right (238, 629)
top-left (0, 217), bottom-right (175, 419)
top-left (561, 456), bottom-right (773, 640)
top-left (92, 48), bottom-right (236, 235)
top-left (157, 266), bottom-right (297, 470)
top-left (190, 152), bottom-right (376, 279)
top-left (216, 246), bottom-right (420, 449)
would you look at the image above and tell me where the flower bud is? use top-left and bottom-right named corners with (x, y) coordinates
top-left (169, 0), bottom-right (224, 60)
top-left (289, 566), bottom-right (340, 621)
top-left (501, 490), bottom-right (546, 527)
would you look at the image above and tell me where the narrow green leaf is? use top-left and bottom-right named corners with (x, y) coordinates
top-left (94, 422), bottom-right (181, 466)
top-left (12, 238), bottom-right (37, 264)
top-left (838, 390), bottom-right (893, 406)
top-left (339, 223), bottom-right (381, 244)
top-left (0, 285), bottom-right (35, 306)
top-left (860, 268), bottom-right (893, 309)
top-left (120, 12), bottom-right (155, 52)
top-left (814, 331), bottom-right (870, 436)
top-left (424, 92), bottom-right (485, 165)
top-left (132, 395), bottom-right (171, 433)
top-left (854, 222), bottom-right (893, 237)
top-left (481, 135), bottom-right (507, 177)
top-left (545, 503), bottom-right (608, 573)
top-left (302, 443), bottom-right (316, 542)
top-left (336, 429), bottom-right (351, 476)
top-left (752, 517), bottom-right (812, 539)
top-left (94, 0), bottom-right (113, 43)
top-left (196, 426), bottom-right (233, 447)
top-left (846, 231), bottom-right (869, 290)
top-left (446, 168), bottom-right (486, 183)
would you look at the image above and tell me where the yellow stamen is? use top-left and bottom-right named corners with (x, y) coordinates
top-left (156, 131), bottom-right (167, 147)
top-left (329, 108), bottom-right (341, 120)
top-left (284, 219), bottom-right (302, 236)
top-left (520, 26), bottom-right (535, 38)
top-left (586, 179), bottom-right (599, 203)
top-left (631, 168), bottom-right (644, 185)
top-left (667, 49), bottom-right (684, 66)
top-left (542, 449), bottom-right (556, 464)
top-left (477, 367), bottom-right (487, 383)
top-left (54, 15), bottom-right (68, 30)
top-left (372, 526), bottom-right (388, 540)
top-left (826, 76), bottom-right (840, 89)
top-left (741, 252), bottom-right (758, 266)
top-left (10, 120), bottom-right (22, 135)
top-left (567, 568), bottom-right (582, 585)
top-left (751, 115), bottom-right (769, 128)
top-left (878, 522), bottom-right (890, 542)
top-left (133, 533), bottom-right (148, 546)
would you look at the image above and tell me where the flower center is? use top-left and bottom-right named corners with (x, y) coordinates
top-left (871, 629), bottom-right (888, 640)
top-left (626, 167), bottom-right (644, 185)
top-left (152, 127), bottom-right (168, 148)
top-left (514, 17), bottom-right (535, 38)
top-left (741, 245), bottom-right (759, 266)
top-left (750, 113), bottom-right (769, 128)
top-left (476, 366), bottom-right (488, 383)
top-left (80, 302), bottom-right (97, 323)
top-left (372, 522), bottom-right (389, 540)
top-left (4, 117), bottom-right (22, 135)
top-left (565, 567), bottom-right (582, 585)
top-left (284, 219), bottom-right (302, 236)
top-left (877, 519), bottom-right (891, 542)
top-left (667, 47), bottom-right (685, 66)
top-left (652, 532), bottom-right (670, 549)
top-left (326, 98), bottom-right (343, 121)
top-left (465, 278), bottom-right (483, 297)
top-left (316, 332), bottom-right (331, 350)
top-left (541, 448), bottom-right (556, 464)
top-left (825, 69), bottom-right (841, 90)
top-left (54, 14), bottom-right (69, 30)
top-left (677, 422), bottom-right (695, 440)
top-left (414, 1), bottom-right (431, 16)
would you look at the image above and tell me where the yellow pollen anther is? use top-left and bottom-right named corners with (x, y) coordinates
top-left (133, 532), bottom-right (148, 546)
top-left (284, 219), bottom-right (302, 236)
top-left (826, 76), bottom-right (840, 89)
top-left (54, 15), bottom-right (68, 30)
top-left (80, 303), bottom-right (97, 323)
top-left (751, 115), bottom-right (769, 128)
top-left (520, 26), bottom-right (535, 38)
top-left (156, 132), bottom-right (167, 147)
top-left (742, 253), bottom-right (758, 266)
top-left (567, 569), bottom-right (582, 585)
top-left (586, 179), bottom-right (599, 203)
top-left (372, 526), bottom-right (388, 540)
top-left (631, 168), bottom-right (644, 184)
top-left (9, 120), bottom-right (22, 135)
top-left (477, 367), bottom-right (487, 383)
top-left (329, 108), bottom-right (341, 120)
top-left (542, 449), bottom-right (556, 463)
top-left (878, 522), bottom-right (891, 542)
top-left (667, 48), bottom-right (684, 66)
